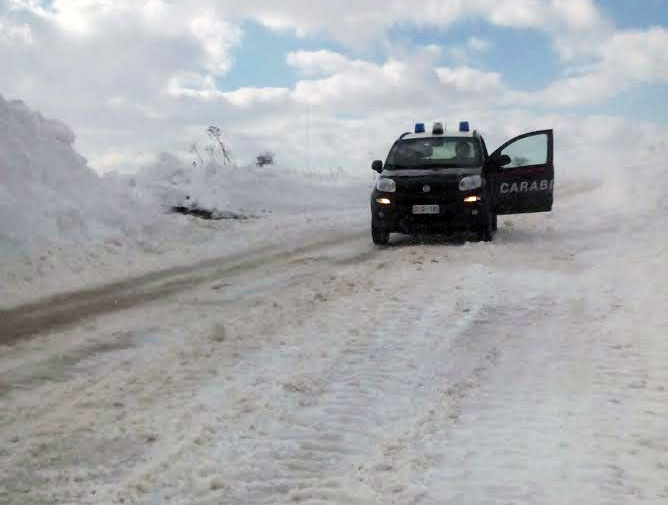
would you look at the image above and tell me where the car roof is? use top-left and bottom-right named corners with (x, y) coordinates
top-left (400, 131), bottom-right (476, 140)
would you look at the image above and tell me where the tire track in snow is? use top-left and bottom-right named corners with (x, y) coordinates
top-left (124, 259), bottom-right (498, 505)
top-left (0, 237), bottom-right (376, 504)
top-left (374, 246), bottom-right (668, 505)
top-left (0, 230), bottom-right (367, 344)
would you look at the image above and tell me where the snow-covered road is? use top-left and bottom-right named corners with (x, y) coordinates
top-left (1, 178), bottom-right (667, 505)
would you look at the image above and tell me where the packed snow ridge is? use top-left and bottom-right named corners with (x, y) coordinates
top-left (0, 94), bottom-right (367, 258)
top-left (0, 93), bottom-right (163, 258)
top-left (0, 94), bottom-right (369, 307)
top-left (121, 151), bottom-right (367, 219)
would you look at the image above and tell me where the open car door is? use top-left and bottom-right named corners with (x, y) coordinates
top-left (488, 129), bottom-right (554, 215)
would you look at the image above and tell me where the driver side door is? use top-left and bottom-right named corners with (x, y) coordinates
top-left (488, 130), bottom-right (554, 215)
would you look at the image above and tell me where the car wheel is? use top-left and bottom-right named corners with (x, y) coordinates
top-left (371, 227), bottom-right (390, 245)
top-left (479, 207), bottom-right (494, 242)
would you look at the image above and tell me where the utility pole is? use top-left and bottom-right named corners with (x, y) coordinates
top-left (306, 103), bottom-right (311, 172)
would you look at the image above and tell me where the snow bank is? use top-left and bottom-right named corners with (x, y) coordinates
top-left (122, 153), bottom-right (370, 217)
top-left (0, 94), bottom-right (161, 258)
top-left (552, 121), bottom-right (668, 218)
top-left (0, 95), bottom-right (370, 307)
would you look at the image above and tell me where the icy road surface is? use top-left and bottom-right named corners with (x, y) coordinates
top-left (1, 179), bottom-right (667, 505)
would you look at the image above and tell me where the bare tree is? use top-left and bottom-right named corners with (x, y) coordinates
top-left (190, 143), bottom-right (204, 166)
top-left (206, 126), bottom-right (231, 164)
top-left (204, 144), bottom-right (216, 161)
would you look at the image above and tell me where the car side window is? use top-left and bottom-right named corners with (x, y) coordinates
top-left (501, 133), bottom-right (547, 168)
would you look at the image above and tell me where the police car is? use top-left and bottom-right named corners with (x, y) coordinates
top-left (370, 121), bottom-right (554, 244)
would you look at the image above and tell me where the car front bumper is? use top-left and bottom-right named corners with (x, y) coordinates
top-left (371, 193), bottom-right (484, 234)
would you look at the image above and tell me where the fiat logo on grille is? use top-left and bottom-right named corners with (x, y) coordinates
top-left (423, 185), bottom-right (431, 193)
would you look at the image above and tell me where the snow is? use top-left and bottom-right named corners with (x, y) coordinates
top-left (0, 94), bottom-right (162, 257)
top-left (1, 99), bottom-right (668, 504)
top-left (0, 95), bottom-right (370, 308)
top-left (124, 152), bottom-right (365, 216)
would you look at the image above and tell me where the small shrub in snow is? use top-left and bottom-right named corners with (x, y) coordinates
top-left (190, 143), bottom-right (204, 166)
top-left (256, 151), bottom-right (275, 167)
top-left (206, 125), bottom-right (231, 164)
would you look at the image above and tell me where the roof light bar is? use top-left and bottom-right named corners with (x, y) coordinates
top-left (432, 121), bottom-right (444, 135)
top-left (415, 122), bottom-right (425, 133)
top-left (459, 121), bottom-right (470, 132)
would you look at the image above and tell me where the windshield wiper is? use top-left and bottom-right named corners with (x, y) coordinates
top-left (428, 164), bottom-right (458, 169)
top-left (385, 163), bottom-right (412, 169)
top-left (387, 162), bottom-right (466, 170)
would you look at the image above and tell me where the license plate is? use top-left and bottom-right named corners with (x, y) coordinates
top-left (412, 205), bottom-right (440, 215)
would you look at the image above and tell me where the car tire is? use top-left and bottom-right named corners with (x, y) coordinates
top-left (479, 207), bottom-right (495, 242)
top-left (371, 227), bottom-right (390, 245)
top-left (492, 211), bottom-right (497, 232)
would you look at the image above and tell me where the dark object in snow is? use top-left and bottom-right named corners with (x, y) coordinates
top-left (256, 151), bottom-right (275, 167)
top-left (171, 206), bottom-right (255, 220)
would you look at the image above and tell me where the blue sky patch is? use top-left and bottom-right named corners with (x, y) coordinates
top-left (217, 21), bottom-right (347, 90)
top-left (389, 22), bottom-right (561, 92)
top-left (598, 0), bottom-right (668, 30)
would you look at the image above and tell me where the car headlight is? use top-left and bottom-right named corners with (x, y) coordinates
top-left (459, 175), bottom-right (481, 191)
top-left (376, 178), bottom-right (396, 193)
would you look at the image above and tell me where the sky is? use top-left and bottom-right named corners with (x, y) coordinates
top-left (1, 0), bottom-right (667, 173)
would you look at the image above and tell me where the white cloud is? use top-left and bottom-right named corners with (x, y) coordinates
top-left (1, 0), bottom-right (666, 175)
top-left (0, 18), bottom-right (33, 43)
top-left (188, 13), bottom-right (242, 74)
top-left (534, 27), bottom-right (668, 105)
top-left (166, 72), bottom-right (291, 107)
top-left (447, 36), bottom-right (491, 64)
top-left (467, 36), bottom-right (490, 52)
top-left (436, 66), bottom-right (504, 95)
top-left (287, 50), bottom-right (351, 76)
top-left (221, 87), bottom-right (291, 107)
top-left (284, 50), bottom-right (508, 113)
top-left (245, 0), bottom-right (602, 40)
top-left (166, 72), bottom-right (220, 100)
top-left (551, 0), bottom-right (601, 31)
top-left (8, 0), bottom-right (242, 74)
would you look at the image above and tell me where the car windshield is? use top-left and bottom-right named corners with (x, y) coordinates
top-left (386, 137), bottom-right (482, 168)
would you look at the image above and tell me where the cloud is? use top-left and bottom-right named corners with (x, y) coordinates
top-left (287, 50), bottom-right (351, 76)
top-left (436, 66), bottom-right (503, 95)
top-left (197, 0), bottom-right (609, 61)
top-left (6, 0), bottom-right (242, 74)
top-left (0, 0), bottom-right (246, 167)
top-left (447, 36), bottom-right (491, 63)
top-left (532, 27), bottom-right (668, 105)
top-left (164, 48), bottom-right (507, 150)
top-left (221, 87), bottom-right (291, 107)
top-left (1, 0), bottom-right (666, 175)
top-left (0, 17), bottom-right (33, 44)
top-left (467, 36), bottom-right (491, 52)
top-left (285, 49), bottom-right (509, 115)
top-left (188, 13), bottom-right (242, 74)
top-left (166, 72), bottom-right (221, 100)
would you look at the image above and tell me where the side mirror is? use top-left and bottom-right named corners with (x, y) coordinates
top-left (491, 153), bottom-right (512, 167)
top-left (371, 160), bottom-right (383, 173)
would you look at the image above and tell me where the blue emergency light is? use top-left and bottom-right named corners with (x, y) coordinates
top-left (415, 123), bottom-right (425, 133)
top-left (459, 121), bottom-right (470, 132)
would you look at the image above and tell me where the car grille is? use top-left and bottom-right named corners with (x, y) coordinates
top-left (393, 177), bottom-right (460, 205)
